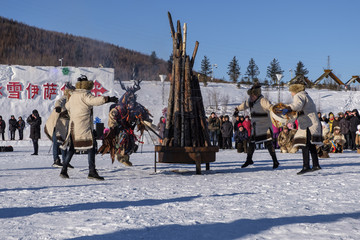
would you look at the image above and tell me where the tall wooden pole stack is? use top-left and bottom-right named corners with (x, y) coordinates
top-left (163, 12), bottom-right (211, 148)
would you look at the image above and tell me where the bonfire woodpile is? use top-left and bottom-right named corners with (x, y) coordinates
top-left (163, 12), bottom-right (211, 147)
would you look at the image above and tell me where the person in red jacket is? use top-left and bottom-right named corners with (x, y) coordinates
top-left (242, 116), bottom-right (252, 138)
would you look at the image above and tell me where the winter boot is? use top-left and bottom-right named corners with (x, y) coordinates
top-left (312, 165), bottom-right (322, 171)
top-left (241, 159), bottom-right (254, 168)
top-left (297, 168), bottom-right (312, 175)
top-left (52, 158), bottom-right (63, 168)
top-left (60, 168), bottom-right (69, 179)
top-left (88, 169), bottom-right (104, 181)
top-left (270, 153), bottom-right (279, 169)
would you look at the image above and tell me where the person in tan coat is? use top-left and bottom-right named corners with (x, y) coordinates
top-left (282, 83), bottom-right (322, 174)
top-left (277, 126), bottom-right (297, 153)
top-left (317, 122), bottom-right (332, 158)
top-left (235, 84), bottom-right (279, 169)
top-left (45, 84), bottom-right (74, 168)
top-left (60, 75), bottom-right (118, 180)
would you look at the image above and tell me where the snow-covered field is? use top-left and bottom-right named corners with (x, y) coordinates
top-left (1, 80), bottom-right (360, 239)
top-left (1, 145), bottom-right (360, 239)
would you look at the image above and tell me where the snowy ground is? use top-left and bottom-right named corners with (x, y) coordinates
top-left (1, 142), bottom-right (360, 240)
top-left (1, 80), bottom-right (360, 239)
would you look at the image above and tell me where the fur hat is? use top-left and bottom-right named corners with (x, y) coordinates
top-left (289, 84), bottom-right (305, 94)
top-left (247, 84), bottom-right (261, 96)
top-left (75, 75), bottom-right (94, 90)
top-left (334, 126), bottom-right (340, 131)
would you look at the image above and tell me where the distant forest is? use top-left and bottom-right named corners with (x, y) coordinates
top-left (0, 16), bottom-right (168, 81)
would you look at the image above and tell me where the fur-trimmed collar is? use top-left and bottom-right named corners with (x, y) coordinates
top-left (289, 84), bottom-right (305, 94)
top-left (75, 80), bottom-right (94, 90)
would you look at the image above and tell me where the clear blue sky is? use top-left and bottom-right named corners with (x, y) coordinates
top-left (1, 0), bottom-right (359, 83)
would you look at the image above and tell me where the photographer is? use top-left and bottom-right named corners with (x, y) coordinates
top-left (27, 110), bottom-right (42, 155)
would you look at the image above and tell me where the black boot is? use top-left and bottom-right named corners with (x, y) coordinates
top-left (271, 153), bottom-right (279, 169)
top-left (312, 165), bottom-right (322, 171)
top-left (60, 167), bottom-right (69, 178)
top-left (310, 143), bottom-right (321, 172)
top-left (297, 168), bottom-right (312, 175)
top-left (88, 169), bottom-right (104, 181)
top-left (241, 159), bottom-right (254, 168)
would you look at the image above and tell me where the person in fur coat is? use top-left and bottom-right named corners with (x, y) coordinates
top-left (277, 126), bottom-right (297, 153)
top-left (235, 84), bottom-right (279, 169)
top-left (282, 83), bottom-right (322, 174)
top-left (328, 126), bottom-right (346, 153)
top-left (317, 122), bottom-right (332, 158)
top-left (45, 83), bottom-right (74, 168)
top-left (59, 75), bottom-right (118, 180)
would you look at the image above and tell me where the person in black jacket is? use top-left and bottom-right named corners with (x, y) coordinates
top-left (349, 109), bottom-right (360, 150)
top-left (339, 112), bottom-right (351, 149)
top-left (0, 116), bottom-right (5, 140)
top-left (9, 115), bottom-right (18, 140)
top-left (221, 115), bottom-right (233, 149)
top-left (27, 109), bottom-right (42, 155)
top-left (234, 125), bottom-right (248, 153)
top-left (17, 116), bottom-right (25, 140)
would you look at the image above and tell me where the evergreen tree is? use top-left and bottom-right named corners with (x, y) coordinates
top-left (267, 58), bottom-right (284, 85)
top-left (200, 55), bottom-right (212, 80)
top-left (227, 56), bottom-right (241, 83)
top-left (150, 51), bottom-right (158, 66)
top-left (294, 61), bottom-right (309, 76)
top-left (245, 58), bottom-right (260, 83)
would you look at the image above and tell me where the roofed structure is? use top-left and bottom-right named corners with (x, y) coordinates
top-left (345, 76), bottom-right (360, 86)
top-left (313, 69), bottom-right (345, 86)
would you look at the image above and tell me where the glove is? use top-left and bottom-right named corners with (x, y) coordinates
top-left (108, 96), bottom-right (118, 103)
top-left (55, 107), bottom-right (62, 113)
top-left (282, 108), bottom-right (290, 115)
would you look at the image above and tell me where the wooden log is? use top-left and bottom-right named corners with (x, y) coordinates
top-left (184, 56), bottom-right (192, 147)
top-left (190, 41), bottom-right (199, 68)
top-left (192, 74), bottom-right (210, 146)
top-left (167, 12), bottom-right (175, 39)
top-left (164, 12), bottom-right (178, 146)
top-left (173, 52), bottom-right (181, 147)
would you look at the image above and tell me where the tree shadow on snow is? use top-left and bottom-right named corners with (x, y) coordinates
top-left (0, 195), bottom-right (201, 219)
top-left (68, 211), bottom-right (360, 240)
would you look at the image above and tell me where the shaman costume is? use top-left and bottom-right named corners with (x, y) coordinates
top-left (99, 80), bottom-right (152, 166)
top-left (236, 84), bottom-right (279, 169)
top-left (285, 83), bottom-right (322, 174)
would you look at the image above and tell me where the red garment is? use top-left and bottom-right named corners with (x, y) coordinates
top-left (242, 119), bottom-right (252, 137)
